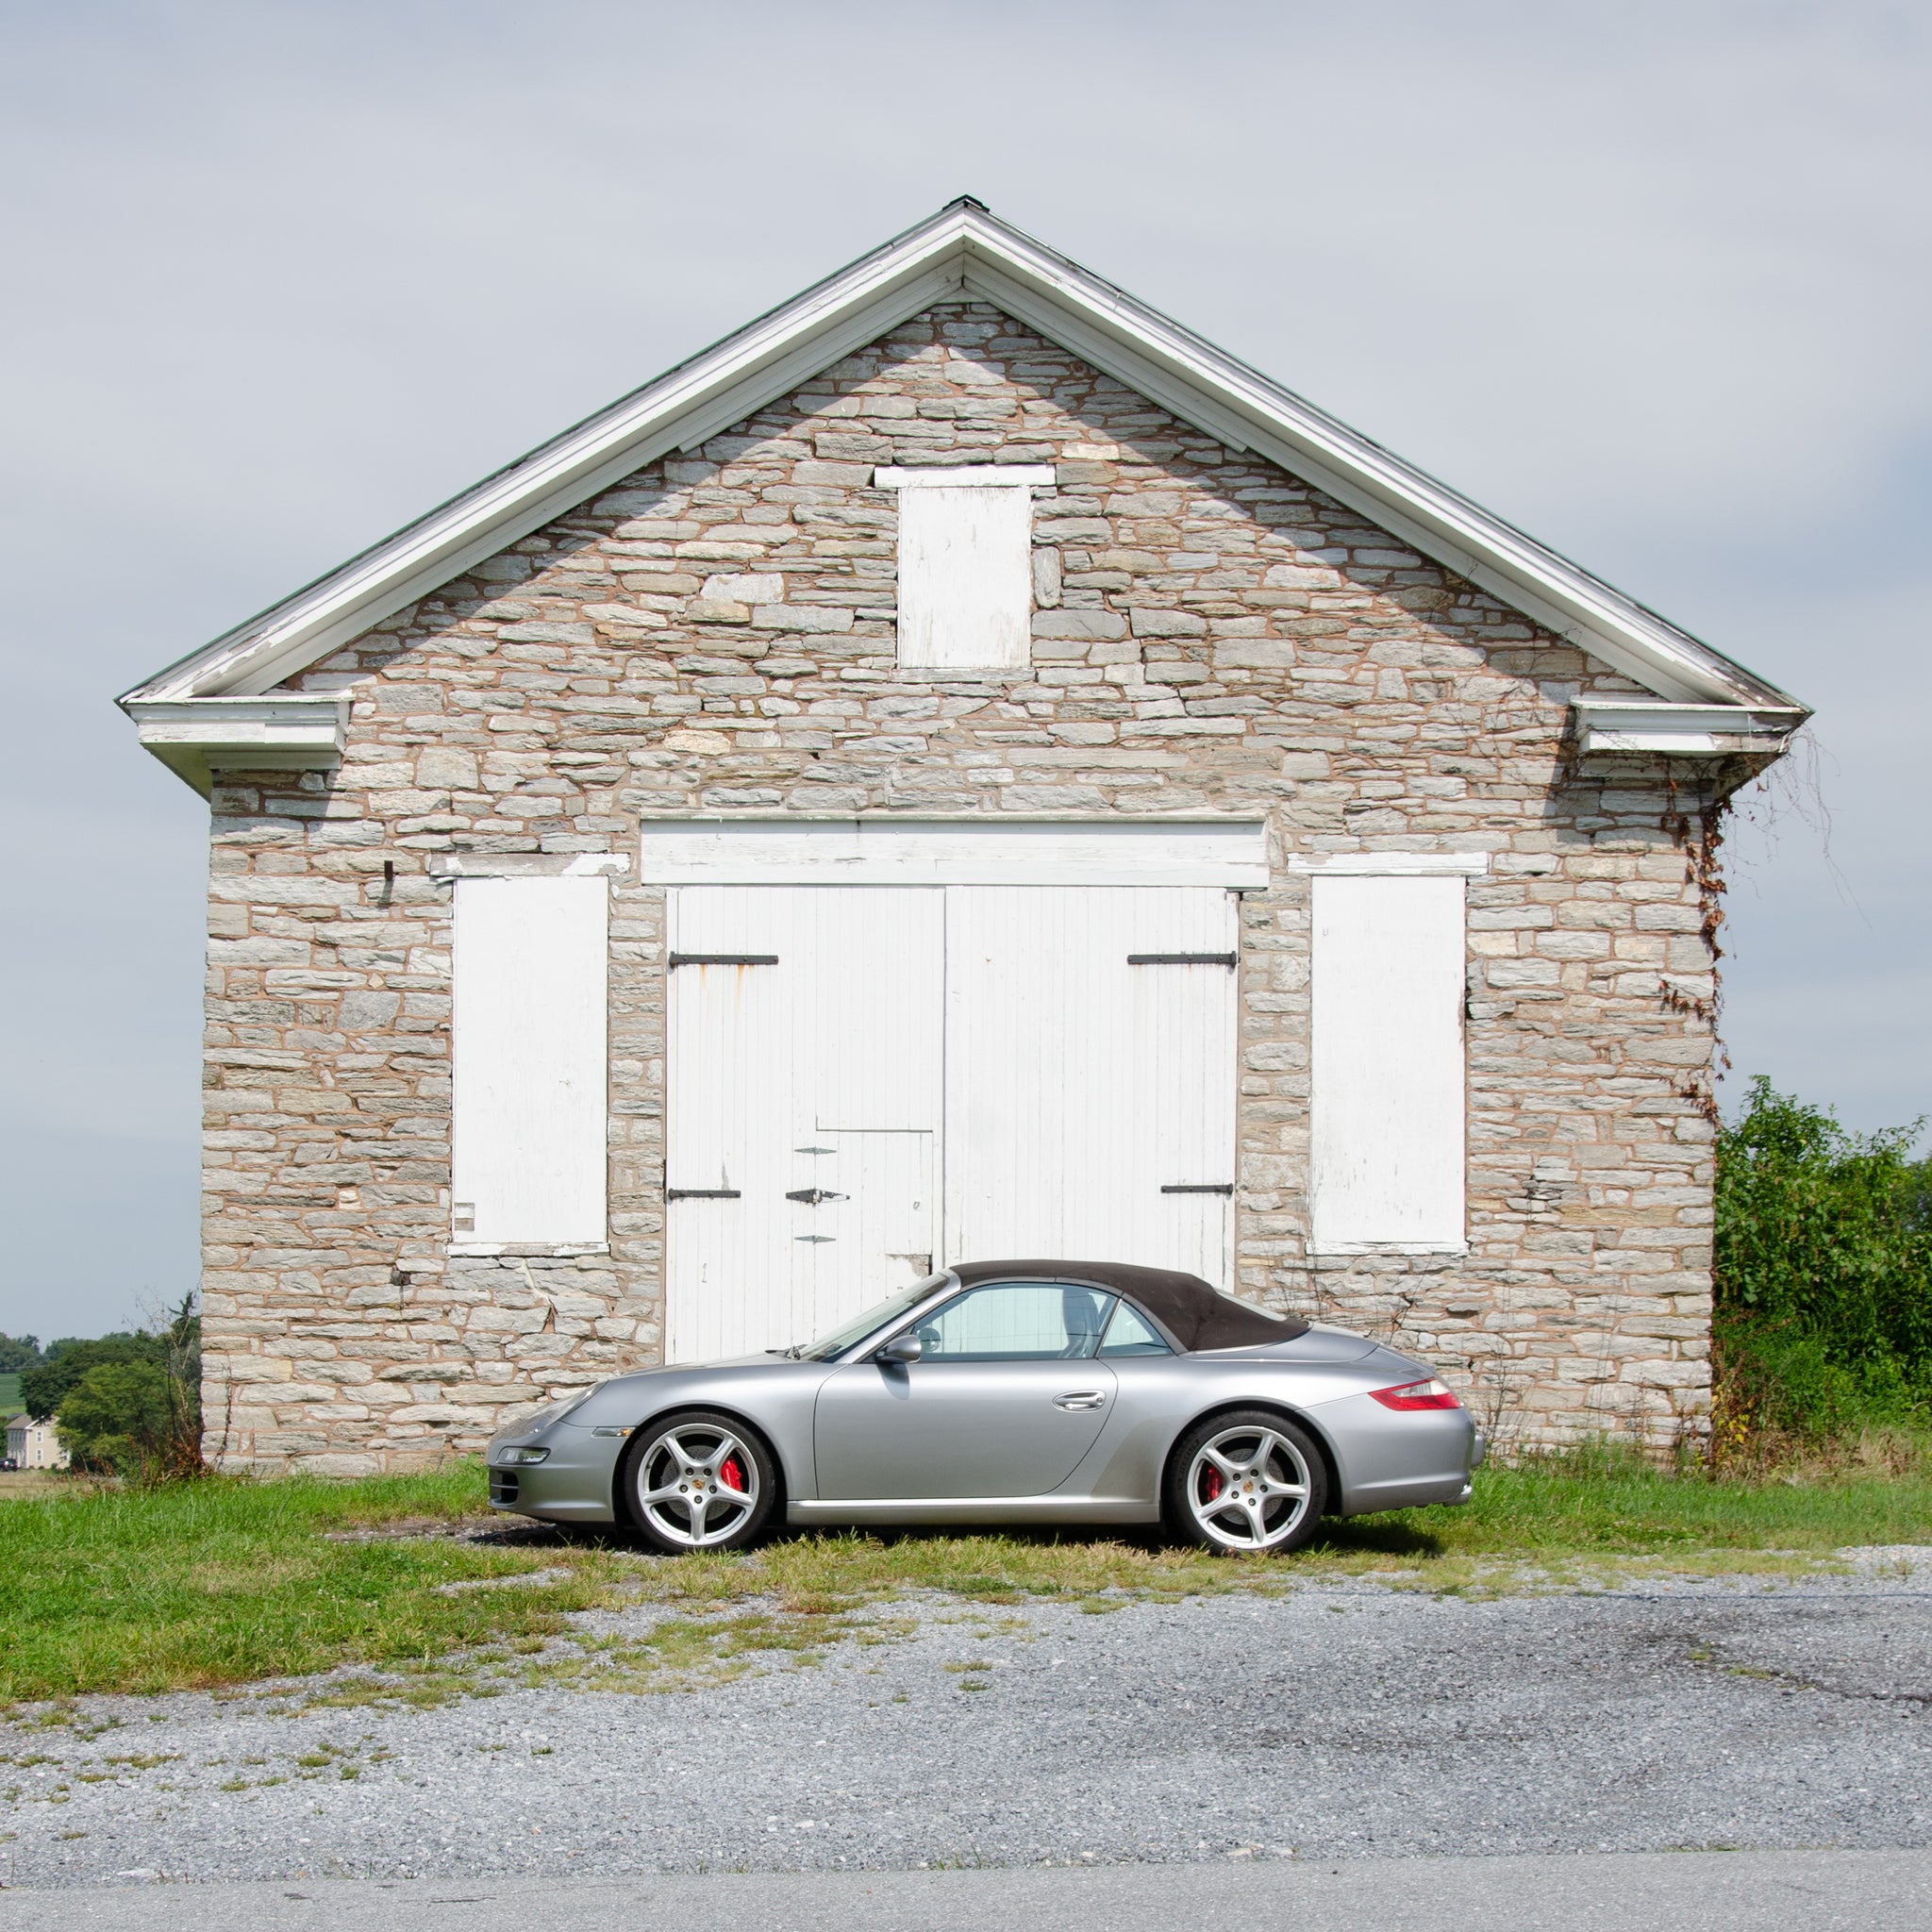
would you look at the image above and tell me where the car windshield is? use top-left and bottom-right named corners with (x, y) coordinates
top-left (798, 1275), bottom-right (949, 1360)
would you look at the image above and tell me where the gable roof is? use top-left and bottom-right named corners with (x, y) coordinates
top-left (119, 196), bottom-right (1804, 726)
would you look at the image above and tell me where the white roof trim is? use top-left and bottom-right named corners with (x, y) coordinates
top-left (124, 694), bottom-right (347, 797)
top-left (119, 197), bottom-right (1804, 723)
top-left (1571, 699), bottom-right (1806, 757)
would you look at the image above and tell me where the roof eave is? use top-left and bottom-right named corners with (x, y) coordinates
top-left (124, 693), bottom-right (348, 797)
top-left (1571, 698), bottom-right (1810, 757)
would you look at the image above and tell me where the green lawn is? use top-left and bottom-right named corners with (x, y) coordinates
top-left (3, 1451), bottom-right (1929, 1707)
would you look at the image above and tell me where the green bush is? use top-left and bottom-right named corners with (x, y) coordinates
top-left (1714, 1076), bottom-right (1932, 1443)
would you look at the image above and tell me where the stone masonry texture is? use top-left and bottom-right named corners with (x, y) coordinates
top-left (195, 304), bottom-right (1762, 1473)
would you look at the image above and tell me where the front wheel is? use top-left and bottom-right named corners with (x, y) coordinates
top-left (623, 1409), bottom-right (780, 1553)
top-left (1165, 1409), bottom-right (1326, 1555)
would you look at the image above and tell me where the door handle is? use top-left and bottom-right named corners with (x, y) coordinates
top-left (1054, 1391), bottom-right (1106, 1410)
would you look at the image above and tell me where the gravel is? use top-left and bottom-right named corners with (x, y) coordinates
top-left (5, 1558), bottom-right (1930, 1888)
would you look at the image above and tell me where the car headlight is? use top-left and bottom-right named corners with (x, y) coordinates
top-left (494, 1445), bottom-right (550, 1466)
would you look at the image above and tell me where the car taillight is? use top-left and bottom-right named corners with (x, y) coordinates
top-left (1369, 1378), bottom-right (1461, 1411)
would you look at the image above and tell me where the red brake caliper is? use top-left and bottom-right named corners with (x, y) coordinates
top-left (1202, 1465), bottom-right (1223, 1504)
top-left (719, 1455), bottom-right (744, 1495)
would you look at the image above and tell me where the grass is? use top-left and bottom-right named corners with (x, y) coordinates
top-left (0, 1467), bottom-right (624, 1707)
top-left (4, 1444), bottom-right (1930, 1709)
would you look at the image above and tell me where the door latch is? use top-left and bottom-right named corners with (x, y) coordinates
top-left (1053, 1391), bottom-right (1107, 1411)
top-left (785, 1188), bottom-right (848, 1206)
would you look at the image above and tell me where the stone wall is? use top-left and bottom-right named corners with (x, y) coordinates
top-left (197, 302), bottom-right (1744, 1471)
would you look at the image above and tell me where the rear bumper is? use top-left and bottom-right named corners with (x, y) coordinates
top-left (1318, 1394), bottom-right (1481, 1516)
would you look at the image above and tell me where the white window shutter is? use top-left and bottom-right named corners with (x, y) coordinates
top-left (1309, 874), bottom-right (1467, 1253)
top-left (452, 875), bottom-right (608, 1245)
top-left (895, 485), bottom-right (1033, 669)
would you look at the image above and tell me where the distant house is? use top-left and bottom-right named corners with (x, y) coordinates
top-left (118, 199), bottom-right (1805, 1473)
top-left (5, 1414), bottom-right (68, 1472)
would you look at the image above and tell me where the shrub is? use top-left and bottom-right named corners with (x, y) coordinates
top-left (1714, 1076), bottom-right (1932, 1446)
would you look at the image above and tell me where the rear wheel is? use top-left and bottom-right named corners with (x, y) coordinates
top-left (623, 1409), bottom-right (780, 1553)
top-left (1165, 1409), bottom-right (1325, 1555)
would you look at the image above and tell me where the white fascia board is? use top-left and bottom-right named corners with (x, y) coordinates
top-left (1571, 700), bottom-right (1806, 756)
top-left (118, 198), bottom-right (1804, 728)
top-left (127, 257), bottom-right (969, 702)
top-left (957, 231), bottom-right (1799, 712)
top-left (125, 694), bottom-right (347, 797)
top-left (637, 816), bottom-right (1270, 888)
top-left (873, 465), bottom-right (1056, 488)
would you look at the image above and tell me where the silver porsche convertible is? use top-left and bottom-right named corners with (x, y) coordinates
top-left (487, 1260), bottom-right (1482, 1556)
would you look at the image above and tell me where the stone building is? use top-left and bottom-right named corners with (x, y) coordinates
top-left (120, 200), bottom-right (1805, 1472)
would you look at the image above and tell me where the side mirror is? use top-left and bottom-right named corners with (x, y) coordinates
top-left (875, 1332), bottom-right (923, 1366)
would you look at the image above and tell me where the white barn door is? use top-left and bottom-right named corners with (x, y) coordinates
top-left (664, 887), bottom-right (942, 1361)
top-left (944, 887), bottom-right (1239, 1287)
top-left (667, 881), bottom-right (1240, 1358)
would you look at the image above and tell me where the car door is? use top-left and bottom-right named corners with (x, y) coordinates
top-left (813, 1280), bottom-right (1119, 1499)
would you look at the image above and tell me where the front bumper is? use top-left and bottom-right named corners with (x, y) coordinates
top-left (485, 1424), bottom-right (625, 1524)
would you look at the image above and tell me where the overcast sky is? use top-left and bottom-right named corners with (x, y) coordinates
top-left (2, 0), bottom-right (1926, 1341)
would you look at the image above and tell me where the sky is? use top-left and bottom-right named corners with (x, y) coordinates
top-left (2, 0), bottom-right (1926, 1341)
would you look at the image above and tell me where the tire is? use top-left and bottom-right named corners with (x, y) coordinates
top-left (1164, 1408), bottom-right (1326, 1556)
top-left (622, 1409), bottom-right (781, 1554)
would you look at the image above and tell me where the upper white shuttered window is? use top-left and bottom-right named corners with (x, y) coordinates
top-left (1308, 870), bottom-right (1470, 1254)
top-left (451, 874), bottom-right (608, 1247)
top-left (875, 466), bottom-right (1053, 670)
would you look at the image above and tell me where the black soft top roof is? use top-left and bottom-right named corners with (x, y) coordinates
top-left (950, 1258), bottom-right (1308, 1354)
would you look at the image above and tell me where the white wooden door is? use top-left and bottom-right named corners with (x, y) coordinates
top-left (664, 886), bottom-right (942, 1361)
top-left (943, 887), bottom-right (1239, 1286)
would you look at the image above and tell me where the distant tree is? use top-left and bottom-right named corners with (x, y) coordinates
top-left (58, 1362), bottom-right (176, 1476)
top-left (0, 1334), bottom-right (41, 1374)
top-left (50, 1296), bottom-right (202, 1483)
top-left (21, 1333), bottom-right (164, 1422)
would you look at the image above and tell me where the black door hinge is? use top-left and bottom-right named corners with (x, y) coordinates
top-left (1127, 953), bottom-right (1238, 967)
top-left (668, 954), bottom-right (779, 968)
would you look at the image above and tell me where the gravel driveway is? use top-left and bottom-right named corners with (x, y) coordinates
top-left (5, 1563), bottom-right (1930, 1887)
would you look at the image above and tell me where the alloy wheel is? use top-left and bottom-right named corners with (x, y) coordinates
top-left (1185, 1424), bottom-right (1312, 1552)
top-left (632, 1423), bottom-right (761, 1548)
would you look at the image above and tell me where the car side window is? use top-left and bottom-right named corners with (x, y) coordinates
top-left (1098, 1300), bottom-right (1172, 1357)
top-left (913, 1283), bottom-right (1118, 1362)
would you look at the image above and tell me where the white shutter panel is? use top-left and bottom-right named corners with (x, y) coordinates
top-left (896, 485), bottom-right (1032, 670)
top-left (452, 875), bottom-right (608, 1245)
top-left (1309, 874), bottom-right (1466, 1253)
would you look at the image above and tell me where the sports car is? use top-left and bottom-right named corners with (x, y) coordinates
top-left (486, 1259), bottom-right (1482, 1556)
